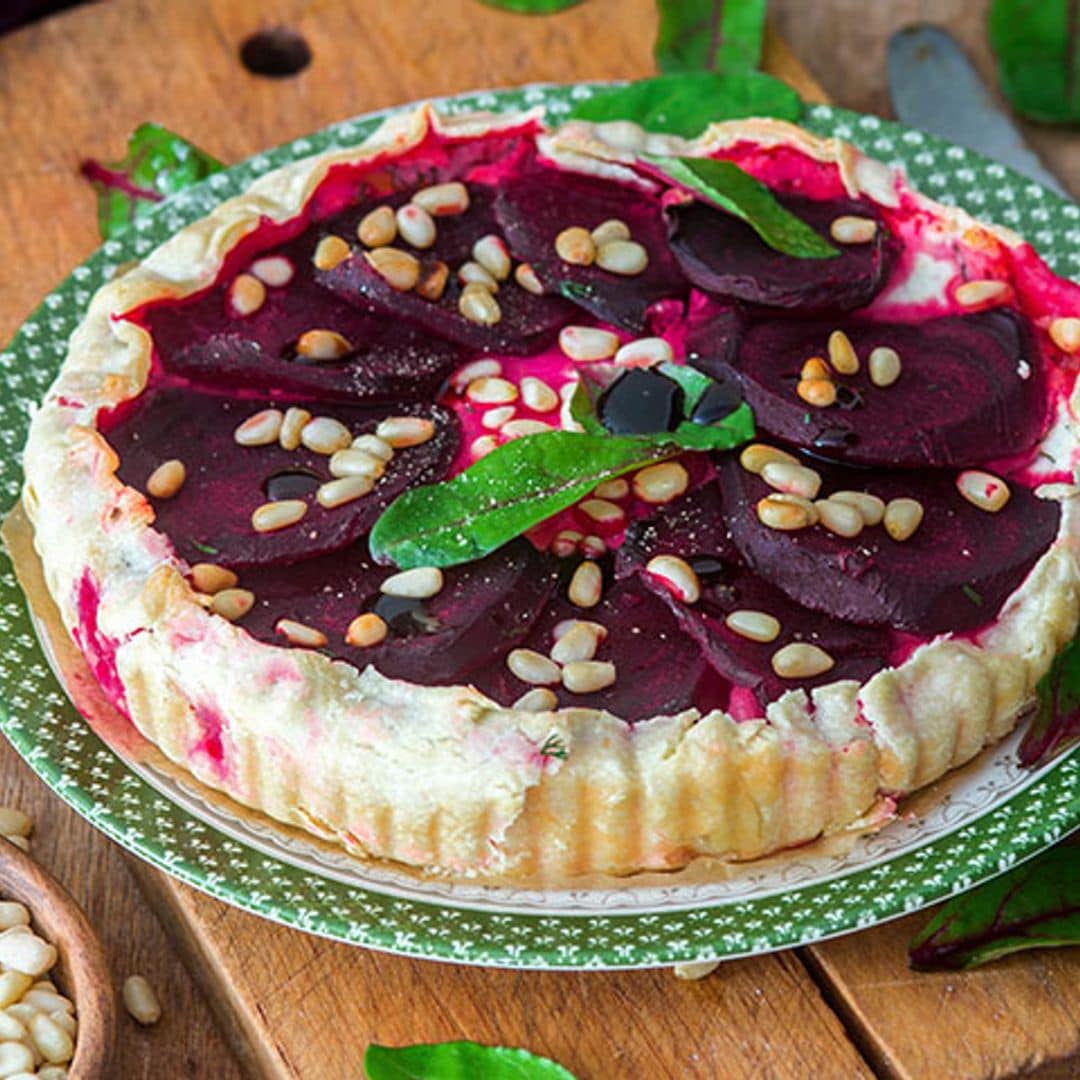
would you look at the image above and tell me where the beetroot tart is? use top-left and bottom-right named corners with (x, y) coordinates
top-left (21, 105), bottom-right (1080, 880)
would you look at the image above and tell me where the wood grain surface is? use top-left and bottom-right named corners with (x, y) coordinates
top-left (0, 0), bottom-right (1077, 1077)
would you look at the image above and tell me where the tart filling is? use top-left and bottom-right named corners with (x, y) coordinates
top-left (21, 105), bottom-right (1080, 879)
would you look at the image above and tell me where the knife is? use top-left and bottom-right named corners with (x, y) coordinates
top-left (887, 24), bottom-right (1071, 200)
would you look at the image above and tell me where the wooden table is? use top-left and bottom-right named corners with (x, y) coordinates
top-left (0, 0), bottom-right (1078, 1076)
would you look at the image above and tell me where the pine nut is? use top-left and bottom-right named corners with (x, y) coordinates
top-left (830, 216), bottom-right (877, 244)
top-left (757, 494), bottom-right (816, 530)
top-left (955, 279), bottom-right (1011, 307)
top-left (801, 357), bottom-right (831, 381)
top-left (740, 443), bottom-right (799, 475)
top-left (596, 239), bottom-right (649, 275)
top-left (633, 461), bottom-right (689, 504)
top-left (40, 1062), bottom-right (73, 1080)
top-left (868, 346), bottom-right (901, 387)
top-left (313, 235), bottom-right (351, 271)
top-left (674, 960), bottom-right (722, 981)
top-left (365, 247), bottom-right (421, 291)
top-left (228, 273), bottom-right (266, 317)
top-left (725, 609), bottom-right (781, 643)
top-left (411, 181), bottom-right (470, 216)
top-left (502, 419), bottom-right (553, 438)
top-left (559, 326), bottom-right (620, 362)
top-left (317, 475), bottom-right (374, 507)
top-left (568, 561), bottom-right (603, 608)
top-left (190, 563), bottom-right (238, 595)
top-left (472, 234), bottom-right (512, 281)
top-left (0, 907), bottom-right (27, 934)
top-left (771, 642), bottom-right (835, 679)
top-left (551, 530), bottom-right (583, 557)
top-left (797, 378), bottom-right (837, 407)
top-left (828, 329), bottom-right (859, 375)
top-left (346, 613), bottom-right (388, 647)
top-left (459, 282), bottom-right (502, 325)
top-left (250, 255), bottom-right (294, 287)
top-left (357, 205), bottom-right (397, 247)
top-left (645, 554), bottom-right (700, 603)
top-left (513, 688), bottom-right (557, 711)
top-left (761, 461), bottom-right (821, 500)
top-left (4, 835), bottom-right (28, 853)
top-left (615, 337), bottom-right (674, 367)
top-left (957, 469), bottom-right (1011, 512)
top-left (579, 498), bottom-right (625, 524)
top-left (471, 435), bottom-right (499, 459)
top-left (351, 433), bottom-right (395, 461)
top-left (0, 813), bottom-right (29, 841)
top-left (122, 975), bottom-right (161, 1026)
top-left (594, 477), bottom-right (629, 500)
top-left (1050, 316), bottom-right (1080, 354)
top-left (482, 406), bottom-right (516, 431)
top-left (520, 376), bottom-right (559, 412)
top-left (252, 499), bottom-right (307, 532)
top-left (452, 360), bottom-right (503, 393)
top-left (507, 648), bottom-right (561, 686)
top-left (0, 931), bottom-right (55, 977)
top-left (234, 409), bottom-right (283, 447)
top-left (514, 263), bottom-right (545, 295)
top-left (0, 974), bottom-right (31, 1009)
top-left (146, 459), bottom-right (185, 500)
top-left (550, 621), bottom-right (602, 664)
top-left (296, 329), bottom-right (352, 361)
top-left (375, 415), bottom-right (436, 448)
top-left (416, 260), bottom-right (450, 301)
top-left (28, 1012), bottom-right (73, 1064)
top-left (883, 497), bottom-right (924, 541)
top-left (0, 1012), bottom-right (24, 1042)
top-left (330, 448), bottom-right (385, 479)
top-left (562, 660), bottom-right (616, 694)
top-left (301, 417), bottom-right (352, 454)
top-left (279, 407), bottom-right (313, 451)
top-left (829, 491), bottom-right (885, 526)
top-left (590, 219), bottom-right (631, 247)
top-left (275, 618), bottom-right (327, 648)
top-left (554, 618), bottom-right (608, 642)
top-left (466, 376), bottom-right (518, 405)
top-left (380, 567), bottom-right (444, 599)
top-left (395, 204), bottom-right (436, 249)
top-left (555, 226), bottom-right (596, 266)
top-left (458, 261), bottom-right (499, 292)
top-left (0, 1042), bottom-right (33, 1075)
top-left (580, 534), bottom-right (607, 559)
top-left (24, 989), bottom-right (72, 1015)
top-left (815, 498), bottom-right (864, 538)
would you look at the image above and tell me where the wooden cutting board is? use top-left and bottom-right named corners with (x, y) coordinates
top-left (1, 0), bottom-right (1078, 1076)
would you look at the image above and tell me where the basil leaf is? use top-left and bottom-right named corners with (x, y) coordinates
top-left (365, 1041), bottom-right (577, 1079)
top-left (669, 405), bottom-right (754, 450)
top-left (655, 0), bottom-right (767, 73)
top-left (80, 122), bottom-right (224, 241)
top-left (909, 840), bottom-right (1080, 971)
top-left (478, 0), bottom-right (584, 11)
top-left (567, 72), bottom-right (802, 137)
top-left (1019, 632), bottom-right (1080, 767)
top-left (649, 155), bottom-right (840, 259)
top-left (989, 0), bottom-right (1080, 124)
top-left (568, 378), bottom-right (608, 436)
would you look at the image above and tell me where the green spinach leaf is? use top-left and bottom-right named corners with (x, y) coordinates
top-left (655, 0), bottom-right (768, 73)
top-left (365, 1040), bottom-right (577, 1079)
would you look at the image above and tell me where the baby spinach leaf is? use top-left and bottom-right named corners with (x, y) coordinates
top-left (648, 155), bottom-right (840, 259)
top-left (909, 840), bottom-right (1080, 971)
top-left (567, 72), bottom-right (802, 136)
top-left (365, 1040), bottom-right (577, 1079)
top-left (478, 0), bottom-right (585, 11)
top-left (1019, 631), bottom-right (1080, 767)
top-left (655, 0), bottom-right (767, 74)
top-left (80, 122), bottom-right (224, 241)
top-left (989, 0), bottom-right (1080, 124)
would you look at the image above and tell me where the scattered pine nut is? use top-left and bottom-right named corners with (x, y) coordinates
top-left (590, 219), bottom-right (631, 247)
top-left (579, 498), bottom-right (625, 525)
top-left (251, 499), bottom-right (307, 533)
top-left (830, 216), bottom-right (877, 244)
top-left (375, 416), bottom-right (436, 448)
top-left (296, 329), bottom-right (352, 361)
top-left (459, 283), bottom-right (502, 325)
top-left (883, 497), bottom-right (924, 541)
top-left (558, 326), bottom-right (619, 362)
top-left (595, 239), bottom-right (648, 276)
top-left (955, 279), bottom-right (1011, 308)
top-left (279, 407), bottom-right (313, 451)
top-left (739, 443), bottom-right (798, 475)
top-left (551, 530), bottom-right (584, 558)
top-left (346, 613), bottom-right (388, 648)
top-left (466, 377), bottom-right (518, 405)
top-left (580, 534), bottom-right (607, 559)
top-left (472, 235), bottom-right (512, 281)
top-left (146, 459), bottom-right (185, 500)
top-left (615, 337), bottom-right (674, 367)
top-left (815, 498), bottom-right (864, 538)
top-left (520, 376), bottom-right (559, 413)
top-left (395, 204), bottom-right (437, 249)
top-left (411, 181), bottom-right (470, 217)
top-left (757, 494), bottom-right (816, 531)
top-left (562, 660), bottom-right (616, 694)
top-left (513, 688), bottom-right (558, 712)
top-left (801, 357), bottom-right (831, 382)
top-left (357, 205), bottom-right (397, 248)
top-left (829, 491), bottom-right (885, 526)
top-left (380, 567), bottom-right (444, 599)
top-left (234, 409), bottom-right (283, 447)
top-left (364, 247), bottom-right (421, 291)
top-left (797, 378), bottom-right (837, 408)
top-left (725, 610), bottom-right (780, 643)
top-left (351, 434), bottom-right (395, 461)
top-left (761, 461), bottom-right (821, 500)
top-left (568, 561), bottom-right (603, 608)
top-left (330, 448), bottom-right (386, 479)
top-left (555, 226), bottom-right (596, 266)
top-left (507, 649), bottom-right (561, 686)
top-left (633, 461), bottom-right (689, 504)
top-left (317, 475), bottom-right (374, 507)
top-left (502, 419), bottom-right (553, 438)
top-left (868, 346), bottom-right (901, 387)
top-left (458, 261), bottom-right (500, 293)
top-left (514, 263), bottom-right (545, 295)
top-left (645, 555), bottom-right (700, 604)
top-left (550, 621), bottom-right (602, 664)
top-left (673, 959), bottom-right (722, 981)
top-left (593, 477), bottom-right (629, 500)
top-left (827, 330), bottom-right (859, 375)
top-left (301, 417), bottom-right (353, 455)
top-left (275, 618), bottom-right (328, 648)
top-left (122, 975), bottom-right (161, 1026)
top-left (771, 642), bottom-right (835, 679)
top-left (1049, 316), bottom-right (1080, 354)
top-left (190, 563), bottom-right (238, 595)
top-left (416, 260), bottom-right (450, 302)
top-left (249, 255), bottom-right (294, 287)
top-left (228, 273), bottom-right (266, 317)
top-left (471, 435), bottom-right (499, 459)
top-left (313, 235), bottom-right (351, 271)
top-left (957, 470), bottom-right (1011, 513)
top-left (482, 406), bottom-right (516, 431)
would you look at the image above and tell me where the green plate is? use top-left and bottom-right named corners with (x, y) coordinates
top-left (1, 85), bottom-right (1078, 969)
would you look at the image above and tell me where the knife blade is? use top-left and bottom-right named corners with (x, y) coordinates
top-left (887, 24), bottom-right (1071, 199)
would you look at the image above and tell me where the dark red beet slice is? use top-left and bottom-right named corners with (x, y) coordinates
top-left (716, 454), bottom-right (1061, 633)
top-left (472, 574), bottom-right (711, 721)
top-left (107, 385), bottom-right (459, 569)
top-left (493, 166), bottom-right (687, 330)
top-left (668, 194), bottom-right (898, 312)
top-left (690, 303), bottom-right (1047, 467)
top-left (236, 539), bottom-right (558, 684)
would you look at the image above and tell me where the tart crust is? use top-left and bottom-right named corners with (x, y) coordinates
top-left (22, 105), bottom-right (1080, 879)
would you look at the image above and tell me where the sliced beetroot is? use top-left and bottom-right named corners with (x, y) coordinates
top-left (668, 194), bottom-right (898, 311)
top-left (716, 454), bottom-right (1061, 634)
top-left (690, 304), bottom-right (1047, 467)
top-left (493, 166), bottom-right (687, 330)
top-left (107, 386), bottom-right (459, 569)
top-left (237, 539), bottom-right (558, 684)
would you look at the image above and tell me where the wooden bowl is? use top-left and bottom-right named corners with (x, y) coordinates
top-left (0, 836), bottom-right (114, 1078)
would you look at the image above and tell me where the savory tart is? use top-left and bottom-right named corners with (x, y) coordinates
top-left (21, 104), bottom-right (1080, 879)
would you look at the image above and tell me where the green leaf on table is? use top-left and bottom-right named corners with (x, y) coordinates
top-left (909, 839), bottom-right (1080, 971)
top-left (648, 155), bottom-right (840, 259)
top-left (478, 0), bottom-right (585, 12)
top-left (80, 122), bottom-right (224, 241)
top-left (989, 0), bottom-right (1080, 125)
top-left (365, 1041), bottom-right (577, 1079)
top-left (566, 71), bottom-right (802, 137)
top-left (1019, 631), bottom-right (1080, 767)
top-left (655, 0), bottom-right (768, 73)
